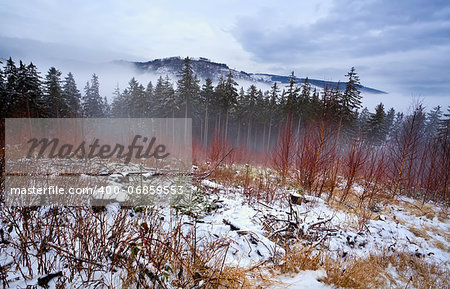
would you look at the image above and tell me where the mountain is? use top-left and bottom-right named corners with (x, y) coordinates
top-left (121, 56), bottom-right (387, 94)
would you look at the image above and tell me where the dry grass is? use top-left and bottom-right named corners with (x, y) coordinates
top-left (321, 254), bottom-right (389, 289)
top-left (320, 252), bottom-right (449, 289)
top-left (278, 246), bottom-right (322, 274)
top-left (408, 225), bottom-right (431, 240)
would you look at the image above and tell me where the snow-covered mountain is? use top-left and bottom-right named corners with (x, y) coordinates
top-left (119, 56), bottom-right (387, 94)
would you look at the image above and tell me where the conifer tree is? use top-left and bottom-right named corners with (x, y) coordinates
top-left (176, 57), bottom-right (200, 119)
top-left (299, 77), bottom-right (312, 121)
top-left (2, 58), bottom-right (18, 116)
top-left (384, 107), bottom-right (396, 139)
top-left (425, 106), bottom-right (442, 139)
top-left (111, 85), bottom-right (127, 117)
top-left (340, 67), bottom-right (362, 123)
top-left (284, 71), bottom-right (300, 116)
top-left (0, 61), bottom-right (5, 116)
top-left (126, 78), bottom-right (148, 117)
top-left (200, 78), bottom-right (214, 144)
top-left (14, 61), bottom-right (45, 117)
top-left (82, 74), bottom-right (104, 117)
top-left (44, 67), bottom-right (67, 117)
top-left (221, 72), bottom-right (238, 140)
top-left (62, 72), bottom-right (81, 117)
top-left (367, 102), bottom-right (387, 144)
top-left (153, 75), bottom-right (176, 117)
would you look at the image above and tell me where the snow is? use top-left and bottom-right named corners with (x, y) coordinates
top-left (274, 270), bottom-right (332, 289)
top-left (2, 162), bottom-right (449, 288)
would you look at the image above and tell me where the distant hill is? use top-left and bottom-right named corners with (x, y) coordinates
top-left (120, 56), bottom-right (386, 94)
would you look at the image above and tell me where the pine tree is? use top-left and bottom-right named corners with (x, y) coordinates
top-left (266, 82), bottom-right (280, 150)
top-left (357, 107), bottom-right (370, 134)
top-left (367, 102), bottom-right (387, 144)
top-left (82, 74), bottom-right (104, 117)
top-left (299, 77), bottom-right (312, 121)
top-left (437, 106), bottom-right (449, 141)
top-left (103, 96), bottom-right (111, 117)
top-left (0, 61), bottom-right (5, 116)
top-left (222, 72), bottom-right (238, 140)
top-left (384, 108), bottom-right (396, 139)
top-left (2, 58), bottom-right (19, 116)
top-left (14, 61), bottom-right (46, 117)
top-left (200, 78), bottom-right (214, 145)
top-left (153, 75), bottom-right (176, 117)
top-left (111, 85), bottom-right (127, 117)
top-left (126, 78), bottom-right (148, 117)
top-left (62, 72), bottom-right (82, 117)
top-left (145, 81), bottom-right (154, 116)
top-left (425, 106), bottom-right (442, 140)
top-left (284, 71), bottom-right (300, 116)
top-left (340, 67), bottom-right (362, 123)
top-left (44, 67), bottom-right (67, 117)
top-left (176, 57), bottom-right (200, 119)
top-left (243, 85), bottom-right (259, 147)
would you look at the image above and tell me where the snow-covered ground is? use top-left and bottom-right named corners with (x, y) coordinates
top-left (1, 163), bottom-right (448, 288)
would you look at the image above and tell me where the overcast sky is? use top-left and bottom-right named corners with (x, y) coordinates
top-left (1, 0), bottom-right (449, 110)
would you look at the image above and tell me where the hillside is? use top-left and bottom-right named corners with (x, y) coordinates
top-left (121, 56), bottom-right (387, 94)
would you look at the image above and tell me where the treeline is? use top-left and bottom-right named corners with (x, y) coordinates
top-left (1, 57), bottom-right (449, 202)
top-left (0, 57), bottom-right (418, 148)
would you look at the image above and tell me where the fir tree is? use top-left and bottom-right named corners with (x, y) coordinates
top-left (384, 108), bottom-right (396, 139)
top-left (220, 72), bottom-right (238, 139)
top-left (111, 85), bottom-right (127, 117)
top-left (82, 74), bottom-right (104, 117)
top-left (340, 67), bottom-right (362, 123)
top-left (425, 106), bottom-right (442, 139)
top-left (153, 75), bottom-right (176, 117)
top-left (176, 57), bottom-right (200, 119)
top-left (44, 67), bottom-right (67, 117)
top-left (357, 107), bottom-right (370, 134)
top-left (14, 61), bottom-right (45, 117)
top-left (0, 61), bottom-right (5, 116)
top-left (126, 78), bottom-right (148, 117)
top-left (62, 72), bottom-right (81, 117)
top-left (200, 78), bottom-right (214, 144)
top-left (2, 58), bottom-right (18, 116)
top-left (367, 103), bottom-right (387, 144)
top-left (299, 77), bottom-right (312, 121)
top-left (284, 71), bottom-right (300, 116)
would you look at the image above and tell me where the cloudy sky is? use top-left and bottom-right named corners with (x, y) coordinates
top-left (1, 0), bottom-right (449, 110)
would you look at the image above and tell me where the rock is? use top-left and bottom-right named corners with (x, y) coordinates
top-left (289, 191), bottom-right (302, 205)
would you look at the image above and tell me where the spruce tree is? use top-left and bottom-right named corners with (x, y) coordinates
top-left (153, 75), bottom-right (176, 117)
top-left (384, 107), bottom-right (396, 139)
top-left (13, 61), bottom-right (45, 117)
top-left (126, 78), bottom-right (147, 117)
top-left (82, 74), bottom-right (104, 117)
top-left (425, 106), bottom-right (442, 139)
top-left (222, 72), bottom-right (238, 139)
top-left (284, 71), bottom-right (300, 116)
top-left (111, 85), bottom-right (127, 117)
top-left (3, 58), bottom-right (18, 116)
top-left (62, 72), bottom-right (82, 117)
top-left (0, 61), bottom-right (5, 116)
top-left (299, 77), bottom-right (312, 120)
top-left (145, 81), bottom-right (154, 116)
top-left (176, 57), bottom-right (200, 119)
top-left (44, 67), bottom-right (67, 117)
top-left (340, 67), bottom-right (362, 123)
top-left (200, 78), bottom-right (214, 144)
top-left (367, 102), bottom-right (387, 144)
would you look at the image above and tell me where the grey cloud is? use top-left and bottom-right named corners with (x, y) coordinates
top-left (231, 0), bottom-right (450, 100)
